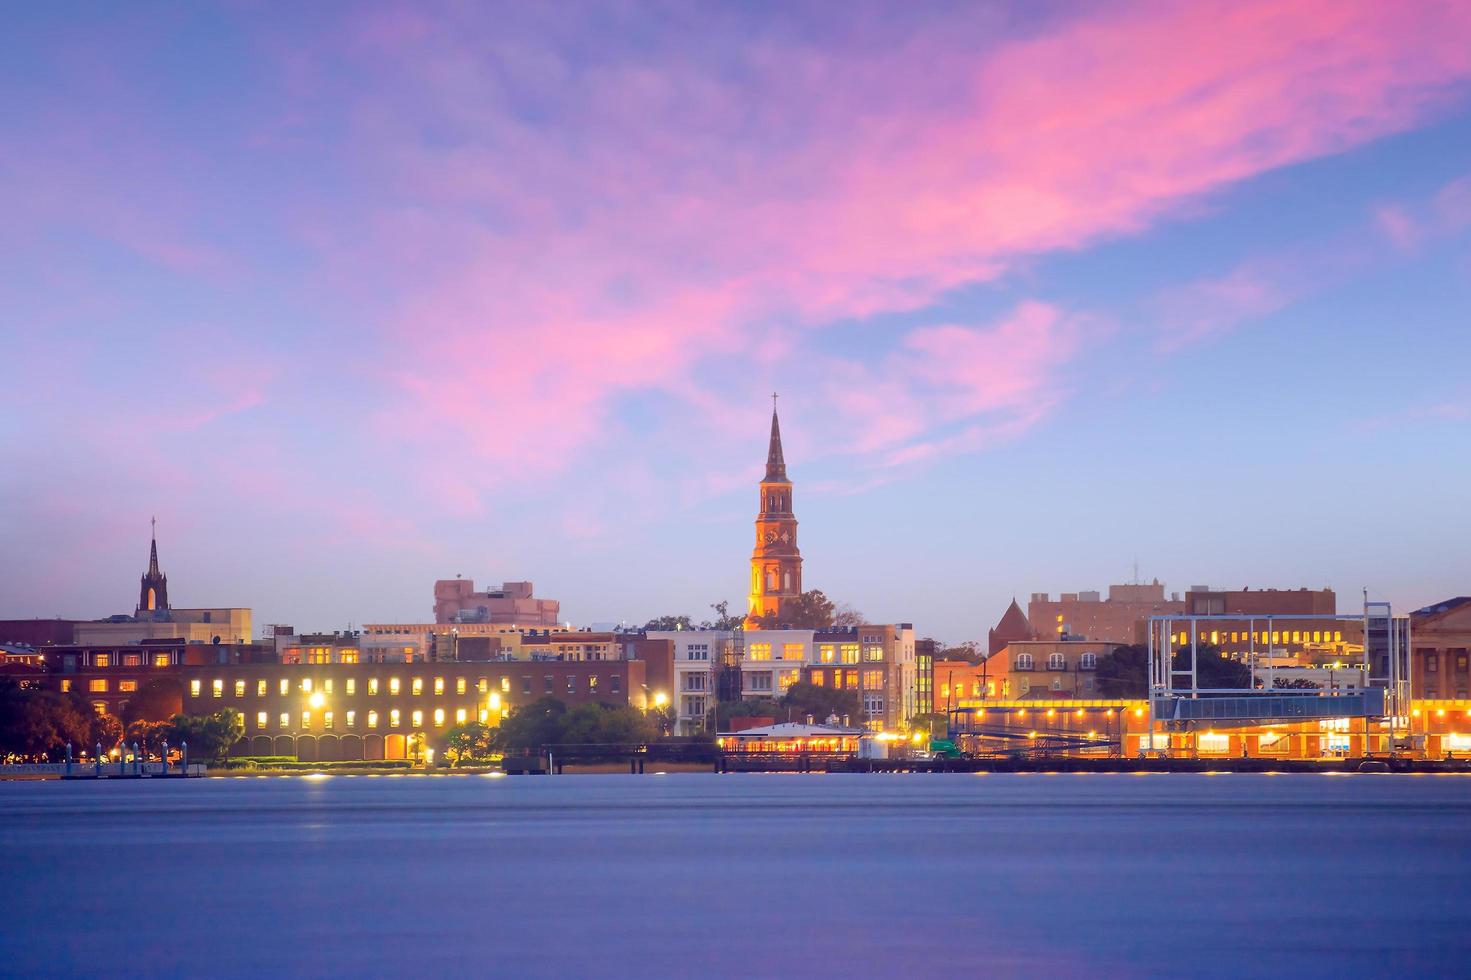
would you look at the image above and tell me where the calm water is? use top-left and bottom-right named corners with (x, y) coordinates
top-left (2, 773), bottom-right (1469, 978)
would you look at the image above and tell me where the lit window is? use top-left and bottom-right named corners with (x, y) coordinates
top-left (279, 678), bottom-right (289, 696)
top-left (1334, 631), bottom-right (1343, 642)
top-left (367, 710), bottom-right (379, 729)
top-left (257, 679), bottom-right (266, 697)
top-left (346, 678), bottom-right (356, 696)
top-left (501, 677), bottom-right (510, 693)
top-left (60, 679), bottom-right (72, 692)
top-left (1198, 733), bottom-right (1230, 754)
top-left (301, 711), bottom-right (311, 729)
top-left (863, 670), bottom-right (883, 690)
top-left (95, 653), bottom-right (111, 667)
top-left (324, 679), bottom-right (333, 695)
top-left (346, 710), bottom-right (356, 729)
top-left (748, 643), bottom-right (772, 661)
top-left (478, 678), bottom-right (488, 693)
top-left (89, 679), bottom-right (108, 693)
top-left (811, 671), bottom-right (825, 687)
top-left (434, 677), bottom-right (444, 695)
top-left (212, 679), bottom-right (224, 698)
top-left (840, 644), bottom-right (859, 664)
top-left (153, 653), bottom-right (170, 667)
top-left (369, 678), bottom-right (380, 696)
top-left (411, 710), bottom-right (423, 728)
top-left (234, 679), bottom-right (245, 698)
top-left (433, 708), bottom-right (445, 728)
top-left (456, 677), bottom-right (466, 695)
top-left (302, 677), bottom-right (313, 693)
top-left (819, 645), bottom-right (836, 664)
top-left (864, 645), bottom-right (884, 662)
top-left (589, 675), bottom-right (599, 692)
top-left (256, 711), bottom-right (267, 729)
top-left (779, 671), bottom-right (799, 691)
top-left (119, 680), bottom-right (137, 693)
top-left (455, 708), bottom-right (467, 725)
top-left (783, 643), bottom-right (805, 661)
top-left (324, 711), bottom-right (333, 730)
top-left (390, 709), bottom-right (401, 728)
top-left (279, 713), bottom-right (289, 730)
top-left (190, 679), bottom-right (201, 697)
top-left (412, 677), bottom-right (423, 696)
top-left (390, 677), bottom-right (401, 696)
top-left (340, 651), bottom-right (359, 665)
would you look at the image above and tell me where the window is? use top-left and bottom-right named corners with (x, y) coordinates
top-left (455, 708), bottom-right (467, 725)
top-left (863, 669), bottom-right (883, 690)
top-left (367, 710), bottom-right (378, 729)
top-left (340, 651), bottom-right (359, 665)
top-left (682, 674), bottom-right (707, 692)
top-left (1428, 654), bottom-right (1440, 673)
top-left (477, 678), bottom-right (488, 693)
top-left (369, 677), bottom-right (380, 696)
top-left (430, 708), bottom-right (443, 728)
top-left (544, 675), bottom-right (554, 694)
top-left (521, 676), bottom-right (532, 695)
top-left (863, 694), bottom-right (884, 716)
top-left (209, 678), bottom-right (223, 698)
top-left (256, 711), bottom-right (267, 729)
top-left (434, 677), bottom-right (444, 695)
top-left (302, 677), bottom-right (313, 694)
top-left (279, 678), bottom-right (289, 696)
top-left (779, 670), bottom-right (799, 691)
top-left (686, 643), bottom-right (710, 661)
top-left (1015, 653), bottom-right (1034, 670)
top-left (323, 679), bottom-right (334, 695)
top-left (390, 709), bottom-right (401, 728)
top-left (120, 680), bottom-right (137, 693)
top-left (1080, 652), bottom-right (1097, 670)
top-left (190, 679), bottom-right (201, 697)
top-left (324, 711), bottom-right (334, 731)
top-left (840, 644), bottom-right (860, 664)
top-left (811, 671), bottom-right (825, 687)
top-left (610, 675), bottom-right (621, 694)
top-left (389, 677), bottom-right (401, 696)
top-left (234, 679), bottom-right (245, 698)
top-left (681, 696), bottom-right (706, 719)
top-left (501, 676), bottom-right (510, 693)
top-left (411, 710), bottom-right (423, 728)
top-left (1047, 653), bottom-right (1066, 671)
top-left (60, 679), bottom-right (72, 692)
top-left (412, 677), bottom-right (423, 696)
top-left (279, 713), bottom-right (290, 730)
top-left (95, 653), bottom-right (111, 667)
top-left (748, 643), bottom-right (772, 661)
top-left (89, 679), bottom-right (108, 693)
top-left (748, 671), bottom-right (773, 692)
top-left (589, 675), bottom-right (599, 693)
top-left (346, 678), bottom-right (356, 696)
top-left (301, 712), bottom-right (311, 730)
top-left (864, 645), bottom-right (884, 662)
top-left (456, 677), bottom-right (466, 695)
top-left (153, 653), bottom-right (171, 667)
top-left (257, 679), bottom-right (267, 697)
top-left (782, 643), bottom-right (805, 661)
top-left (819, 644), bottom-right (836, 664)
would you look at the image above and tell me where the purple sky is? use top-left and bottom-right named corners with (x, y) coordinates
top-left (3, 1), bottom-right (1470, 642)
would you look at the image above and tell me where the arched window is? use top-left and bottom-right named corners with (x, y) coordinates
top-left (783, 571), bottom-right (792, 591)
top-left (1015, 653), bottom-right (1034, 670)
top-left (1080, 652), bottom-right (1097, 670)
top-left (1047, 653), bottom-right (1066, 670)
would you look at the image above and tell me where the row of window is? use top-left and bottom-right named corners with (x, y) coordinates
top-left (63, 679), bottom-right (139, 694)
top-left (1423, 652), bottom-right (1470, 673)
top-left (255, 706), bottom-right (483, 732)
top-left (189, 673), bottom-right (622, 700)
top-left (1173, 630), bottom-right (1346, 646)
top-left (1014, 652), bottom-right (1098, 671)
top-left (806, 669), bottom-right (886, 691)
top-left (82, 653), bottom-right (172, 668)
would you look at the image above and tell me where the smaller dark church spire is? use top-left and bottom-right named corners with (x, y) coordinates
top-left (764, 393), bottom-right (787, 483)
top-left (138, 518), bottom-right (169, 616)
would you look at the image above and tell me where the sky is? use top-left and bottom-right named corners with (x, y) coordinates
top-left (2, 1), bottom-right (1470, 643)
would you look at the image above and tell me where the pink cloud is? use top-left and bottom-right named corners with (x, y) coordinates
top-left (316, 0), bottom-right (1471, 495)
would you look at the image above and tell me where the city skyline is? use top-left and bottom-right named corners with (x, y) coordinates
top-left (4, 2), bottom-right (1471, 640)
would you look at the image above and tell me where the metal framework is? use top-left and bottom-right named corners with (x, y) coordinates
top-left (1144, 598), bottom-right (1412, 753)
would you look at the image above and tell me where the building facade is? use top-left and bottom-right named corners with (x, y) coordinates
top-left (1028, 582), bottom-right (1184, 645)
top-left (433, 578), bottom-right (561, 626)
top-left (1411, 597), bottom-right (1471, 701)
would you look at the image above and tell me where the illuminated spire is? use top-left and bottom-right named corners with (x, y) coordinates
top-left (765, 393), bottom-right (787, 482)
top-left (148, 516), bottom-right (160, 577)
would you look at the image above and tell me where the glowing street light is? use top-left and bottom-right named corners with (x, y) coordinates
top-left (653, 691), bottom-right (669, 708)
top-left (308, 690), bottom-right (326, 710)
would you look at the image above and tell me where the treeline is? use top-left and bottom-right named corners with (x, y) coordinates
top-left (0, 678), bottom-right (242, 763)
top-left (442, 697), bottom-right (657, 765)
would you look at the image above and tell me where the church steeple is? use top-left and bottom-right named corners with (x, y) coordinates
top-left (137, 518), bottom-right (169, 617)
top-left (764, 394), bottom-right (787, 482)
top-left (747, 396), bottom-right (802, 628)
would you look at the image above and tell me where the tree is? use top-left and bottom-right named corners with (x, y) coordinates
top-left (121, 677), bottom-right (184, 726)
top-left (707, 601), bottom-right (745, 631)
top-left (493, 696), bottom-right (568, 752)
top-left (167, 709), bottom-right (244, 763)
top-left (89, 712), bottom-right (123, 753)
top-left (0, 681), bottom-right (90, 761)
top-left (781, 681), bottom-right (860, 724)
top-left (832, 603), bottom-right (865, 629)
top-left (442, 723), bottom-right (496, 766)
top-left (644, 614), bottom-right (693, 631)
top-left (1096, 643), bottom-right (1251, 698)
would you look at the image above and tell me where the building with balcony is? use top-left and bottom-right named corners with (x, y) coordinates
top-left (991, 639), bottom-right (1123, 699)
